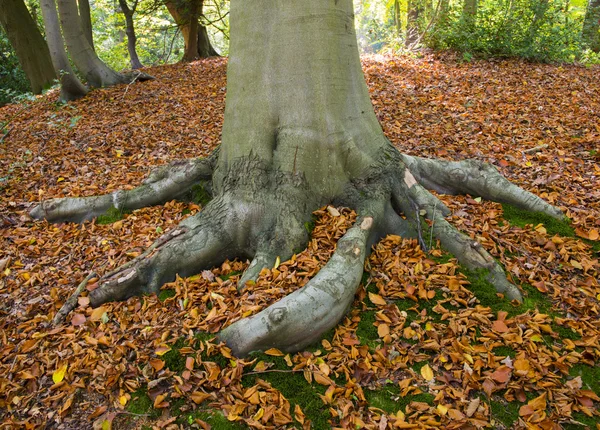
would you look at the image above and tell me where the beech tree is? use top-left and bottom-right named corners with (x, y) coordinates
top-left (31, 0), bottom-right (565, 357)
top-left (39, 0), bottom-right (88, 101)
top-left (165, 0), bottom-right (219, 60)
top-left (118, 0), bottom-right (144, 69)
top-left (583, 0), bottom-right (600, 52)
top-left (0, 0), bottom-right (56, 94)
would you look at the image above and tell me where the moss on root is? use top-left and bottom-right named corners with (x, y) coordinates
top-left (96, 207), bottom-right (128, 224)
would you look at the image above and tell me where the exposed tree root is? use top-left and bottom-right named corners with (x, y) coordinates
top-left (400, 154), bottom-right (565, 220)
top-left (33, 146), bottom-right (566, 355)
top-left (30, 155), bottom-right (216, 223)
top-left (88, 198), bottom-right (232, 306)
top-left (219, 217), bottom-right (374, 357)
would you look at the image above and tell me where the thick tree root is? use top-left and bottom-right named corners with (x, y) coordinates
top-left (30, 156), bottom-right (215, 223)
top-left (219, 217), bottom-right (374, 357)
top-left (397, 169), bottom-right (523, 300)
top-left (87, 199), bottom-right (233, 306)
top-left (34, 148), bottom-right (567, 354)
top-left (400, 155), bottom-right (565, 220)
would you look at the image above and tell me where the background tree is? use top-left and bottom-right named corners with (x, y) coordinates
top-left (118, 0), bottom-right (144, 68)
top-left (583, 0), bottom-right (600, 52)
top-left (39, 0), bottom-right (88, 100)
top-left (165, 0), bottom-right (219, 60)
top-left (78, 0), bottom-right (94, 49)
top-left (0, 0), bottom-right (56, 94)
top-left (33, 0), bottom-right (565, 357)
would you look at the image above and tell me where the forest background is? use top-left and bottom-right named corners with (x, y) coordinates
top-left (1, 0), bottom-right (600, 106)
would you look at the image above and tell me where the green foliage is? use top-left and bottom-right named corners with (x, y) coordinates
top-left (353, 0), bottom-right (600, 64)
top-left (0, 27), bottom-right (31, 106)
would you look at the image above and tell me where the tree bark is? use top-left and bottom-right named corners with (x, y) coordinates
top-left (56, 0), bottom-right (128, 87)
top-left (39, 0), bottom-right (88, 101)
top-left (118, 0), bottom-right (144, 69)
top-left (33, 0), bottom-right (565, 357)
top-left (462, 0), bottom-right (478, 26)
top-left (583, 0), bottom-right (600, 52)
top-left (165, 0), bottom-right (219, 61)
top-left (77, 0), bottom-right (94, 49)
top-left (0, 0), bottom-right (56, 94)
top-left (406, 0), bottom-right (422, 47)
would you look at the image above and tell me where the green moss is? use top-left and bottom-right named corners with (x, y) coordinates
top-left (127, 388), bottom-right (161, 419)
top-left (158, 288), bottom-right (176, 302)
top-left (366, 388), bottom-right (434, 415)
top-left (183, 410), bottom-right (245, 429)
top-left (410, 360), bottom-right (429, 374)
top-left (462, 269), bottom-right (552, 317)
top-left (501, 203), bottom-right (574, 237)
top-left (551, 322), bottom-right (581, 341)
top-left (490, 399), bottom-right (519, 427)
top-left (563, 412), bottom-right (598, 429)
top-left (243, 353), bottom-right (330, 428)
top-left (569, 363), bottom-right (600, 393)
top-left (492, 346), bottom-right (516, 358)
top-left (364, 385), bottom-right (402, 414)
top-left (97, 207), bottom-right (128, 224)
top-left (356, 310), bottom-right (378, 347)
top-left (163, 338), bottom-right (186, 372)
top-left (189, 182), bottom-right (212, 206)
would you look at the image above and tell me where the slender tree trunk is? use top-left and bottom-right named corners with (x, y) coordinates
top-left (462, 0), bottom-right (478, 26)
top-left (56, 0), bottom-right (127, 87)
top-left (77, 0), bottom-right (94, 49)
top-left (118, 0), bottom-right (143, 69)
top-left (394, 0), bottom-right (402, 36)
top-left (165, 0), bottom-right (218, 61)
top-left (406, 0), bottom-right (422, 47)
top-left (0, 0), bottom-right (56, 94)
top-left (583, 0), bottom-right (600, 52)
top-left (40, 0), bottom-right (88, 100)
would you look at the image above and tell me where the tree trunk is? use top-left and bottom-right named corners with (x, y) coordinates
top-left (527, 0), bottom-right (550, 44)
top-left (40, 0), bottom-right (88, 101)
top-left (33, 0), bottom-right (565, 357)
top-left (77, 0), bottom-right (94, 49)
top-left (165, 0), bottom-right (219, 61)
top-left (406, 0), bottom-right (422, 47)
top-left (583, 0), bottom-right (600, 52)
top-left (56, 0), bottom-right (128, 87)
top-left (0, 0), bottom-right (56, 94)
top-left (118, 0), bottom-right (144, 69)
top-left (462, 0), bottom-right (478, 26)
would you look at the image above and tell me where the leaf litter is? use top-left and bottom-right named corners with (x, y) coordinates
top-left (0, 54), bottom-right (599, 428)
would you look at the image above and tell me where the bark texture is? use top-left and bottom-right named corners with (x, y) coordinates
top-left (32, 0), bottom-right (566, 357)
top-left (583, 0), bottom-right (600, 52)
top-left (40, 0), bottom-right (88, 101)
top-left (118, 0), bottom-right (144, 69)
top-left (77, 0), bottom-right (94, 49)
top-left (166, 0), bottom-right (219, 61)
top-left (0, 0), bottom-right (56, 94)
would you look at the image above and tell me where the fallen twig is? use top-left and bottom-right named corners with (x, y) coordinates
top-left (523, 144), bottom-right (548, 154)
top-left (53, 271), bottom-right (97, 325)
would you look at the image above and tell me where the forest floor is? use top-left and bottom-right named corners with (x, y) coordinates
top-left (0, 54), bottom-right (599, 430)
